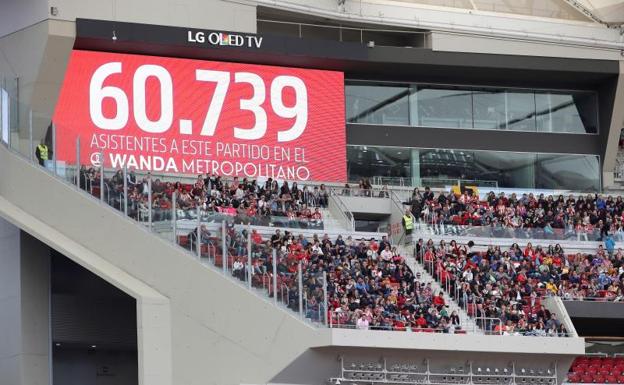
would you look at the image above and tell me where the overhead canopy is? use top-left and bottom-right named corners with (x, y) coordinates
top-left (576, 0), bottom-right (624, 24)
top-left (389, 0), bottom-right (614, 22)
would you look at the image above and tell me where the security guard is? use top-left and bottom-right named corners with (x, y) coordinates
top-left (35, 142), bottom-right (49, 166)
top-left (402, 208), bottom-right (414, 236)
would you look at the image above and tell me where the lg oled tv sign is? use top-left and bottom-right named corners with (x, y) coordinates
top-left (187, 30), bottom-right (263, 48)
top-left (53, 50), bottom-right (346, 182)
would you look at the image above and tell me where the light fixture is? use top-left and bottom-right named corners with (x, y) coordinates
top-left (112, 30), bottom-right (117, 41)
top-left (55, 343), bottom-right (61, 347)
top-left (91, 344), bottom-right (97, 348)
top-left (367, 41), bottom-right (375, 48)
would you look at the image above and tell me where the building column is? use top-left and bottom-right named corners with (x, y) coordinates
top-left (19, 231), bottom-right (51, 385)
top-left (0, 216), bottom-right (22, 384)
top-left (0, 217), bottom-right (51, 385)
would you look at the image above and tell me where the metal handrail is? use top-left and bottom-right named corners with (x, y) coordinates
top-left (328, 188), bottom-right (355, 231)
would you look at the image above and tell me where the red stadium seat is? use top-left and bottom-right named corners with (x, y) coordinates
top-left (568, 373), bottom-right (581, 383)
top-left (600, 369), bottom-right (612, 376)
top-left (587, 367), bottom-right (599, 375)
top-left (605, 375), bottom-right (618, 383)
top-left (581, 374), bottom-right (594, 383)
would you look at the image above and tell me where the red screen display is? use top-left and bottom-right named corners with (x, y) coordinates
top-left (53, 50), bottom-right (346, 182)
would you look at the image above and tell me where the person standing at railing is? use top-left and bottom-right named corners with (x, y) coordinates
top-left (402, 208), bottom-right (415, 244)
top-left (35, 141), bottom-right (49, 166)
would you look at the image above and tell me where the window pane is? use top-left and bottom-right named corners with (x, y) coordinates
top-left (471, 151), bottom-right (536, 188)
top-left (347, 145), bottom-right (411, 183)
top-left (419, 149), bottom-right (536, 188)
top-left (472, 90), bottom-right (507, 130)
top-left (347, 145), bottom-right (601, 190)
top-left (506, 92), bottom-right (536, 131)
top-left (535, 92), bottom-right (597, 133)
top-left (346, 85), bottom-right (409, 125)
top-left (416, 87), bottom-right (473, 129)
top-left (536, 154), bottom-right (600, 191)
top-left (419, 148), bottom-right (474, 181)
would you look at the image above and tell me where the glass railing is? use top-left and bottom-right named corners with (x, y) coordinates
top-left (414, 221), bottom-right (606, 242)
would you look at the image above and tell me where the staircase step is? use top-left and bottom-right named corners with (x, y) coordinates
top-left (399, 243), bottom-right (483, 335)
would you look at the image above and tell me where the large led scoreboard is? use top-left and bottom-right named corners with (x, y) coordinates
top-left (53, 50), bottom-right (346, 182)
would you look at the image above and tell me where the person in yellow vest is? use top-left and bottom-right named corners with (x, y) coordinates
top-left (35, 142), bottom-right (49, 166)
top-left (402, 208), bottom-right (415, 237)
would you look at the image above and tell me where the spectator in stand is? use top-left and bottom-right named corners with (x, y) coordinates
top-left (87, 172), bottom-right (329, 229)
top-left (410, 188), bottom-right (624, 242)
top-left (418, 238), bottom-right (622, 335)
top-left (252, 232), bottom-right (464, 333)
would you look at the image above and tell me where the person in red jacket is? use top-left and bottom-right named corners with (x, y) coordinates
top-left (433, 293), bottom-right (445, 307)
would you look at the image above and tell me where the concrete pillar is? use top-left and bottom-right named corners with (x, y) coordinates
top-left (19, 231), bottom-right (51, 385)
top-left (0, 217), bottom-right (50, 385)
top-left (0, 217), bottom-right (22, 384)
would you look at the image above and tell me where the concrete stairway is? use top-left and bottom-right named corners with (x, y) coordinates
top-left (319, 207), bottom-right (352, 232)
top-left (399, 243), bottom-right (482, 335)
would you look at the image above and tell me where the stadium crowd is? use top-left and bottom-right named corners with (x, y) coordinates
top-left (78, 168), bottom-right (329, 228)
top-left (416, 238), bottom-right (624, 335)
top-left (406, 187), bottom-right (624, 241)
top-left (77, 169), bottom-right (623, 335)
top-left (242, 231), bottom-right (463, 333)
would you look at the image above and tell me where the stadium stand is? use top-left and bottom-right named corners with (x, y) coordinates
top-left (405, 188), bottom-right (624, 241)
top-left (415, 238), bottom-right (623, 335)
top-left (79, 167), bottom-right (328, 229)
top-left (568, 356), bottom-right (624, 384)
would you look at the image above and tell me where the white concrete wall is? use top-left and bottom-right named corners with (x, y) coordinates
top-left (49, 0), bottom-right (257, 33)
top-left (254, 0), bottom-right (623, 58)
top-left (341, 196), bottom-right (392, 215)
top-left (430, 31), bottom-right (622, 60)
top-left (0, 0), bottom-right (49, 39)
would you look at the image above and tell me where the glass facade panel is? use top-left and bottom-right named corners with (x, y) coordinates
top-left (346, 82), bottom-right (598, 134)
top-left (347, 145), bottom-right (600, 191)
top-left (472, 90), bottom-right (506, 129)
top-left (506, 91), bottom-right (536, 131)
top-left (416, 87), bottom-right (473, 129)
top-left (471, 151), bottom-right (536, 188)
top-left (345, 84), bottom-right (409, 125)
top-left (535, 92), bottom-right (597, 134)
top-left (346, 145), bottom-right (410, 183)
top-left (536, 154), bottom-right (600, 191)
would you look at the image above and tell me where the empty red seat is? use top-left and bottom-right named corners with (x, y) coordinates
top-left (594, 374), bottom-right (606, 383)
top-left (581, 374), bottom-right (594, 383)
top-left (605, 375), bottom-right (618, 383)
top-left (600, 369), bottom-right (612, 376)
top-left (568, 373), bottom-right (581, 383)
